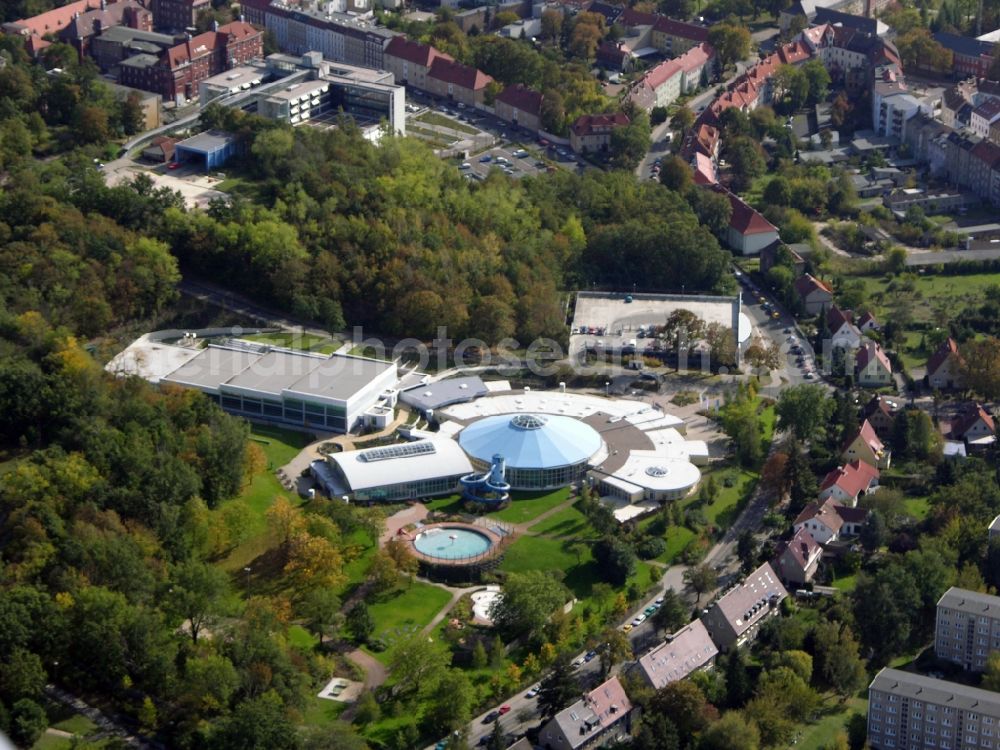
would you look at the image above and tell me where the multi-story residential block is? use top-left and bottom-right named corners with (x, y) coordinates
top-left (701, 563), bottom-right (788, 651)
top-left (972, 98), bottom-right (1000, 138)
top-left (935, 587), bottom-right (1000, 672)
top-left (151, 0), bottom-right (210, 31)
top-left (495, 84), bottom-right (543, 132)
top-left (119, 21), bottom-right (262, 103)
top-left (3, 0), bottom-right (151, 58)
top-left (383, 36), bottom-right (452, 91)
top-left (539, 677), bottom-right (633, 750)
top-left (933, 32), bottom-right (996, 79)
top-left (426, 57), bottom-right (493, 107)
top-left (636, 619), bottom-right (718, 689)
top-left (868, 668), bottom-right (1000, 750)
top-left (91, 26), bottom-right (181, 72)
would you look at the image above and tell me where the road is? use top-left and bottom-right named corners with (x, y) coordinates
top-left (177, 278), bottom-right (333, 336)
top-left (905, 246), bottom-right (1000, 265)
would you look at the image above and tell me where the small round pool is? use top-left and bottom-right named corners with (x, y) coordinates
top-left (413, 526), bottom-right (492, 560)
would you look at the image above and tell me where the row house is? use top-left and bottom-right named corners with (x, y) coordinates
top-left (426, 57), bottom-right (493, 107)
top-left (635, 619), bottom-right (718, 689)
top-left (119, 21), bottom-right (262, 103)
top-left (383, 36), bottom-right (452, 91)
top-left (494, 83), bottom-right (543, 132)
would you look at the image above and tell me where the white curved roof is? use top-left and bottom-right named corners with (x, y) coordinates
top-left (606, 450), bottom-right (701, 493)
top-left (458, 413), bottom-right (603, 469)
top-left (329, 439), bottom-right (472, 492)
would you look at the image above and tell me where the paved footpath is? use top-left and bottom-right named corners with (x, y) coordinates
top-left (44, 685), bottom-right (157, 749)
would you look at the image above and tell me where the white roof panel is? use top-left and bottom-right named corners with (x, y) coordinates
top-left (329, 439), bottom-right (472, 492)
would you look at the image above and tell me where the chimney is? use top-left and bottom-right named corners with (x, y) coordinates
top-left (212, 18), bottom-right (219, 30)
top-left (100, 0), bottom-right (106, 8)
top-left (239, 13), bottom-right (245, 21)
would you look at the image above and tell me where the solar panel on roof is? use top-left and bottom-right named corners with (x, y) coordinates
top-left (360, 442), bottom-right (436, 462)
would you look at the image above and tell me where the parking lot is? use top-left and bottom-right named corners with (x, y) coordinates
top-left (569, 292), bottom-right (752, 360)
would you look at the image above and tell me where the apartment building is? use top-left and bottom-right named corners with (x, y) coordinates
top-left (868, 668), bottom-right (1000, 750)
top-left (935, 587), bottom-right (1000, 672)
top-left (701, 563), bottom-right (788, 651)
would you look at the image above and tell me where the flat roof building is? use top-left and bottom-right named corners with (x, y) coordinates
top-left (636, 619), bottom-right (718, 690)
top-left (173, 130), bottom-right (240, 170)
top-left (868, 668), bottom-right (1000, 750)
top-left (399, 376), bottom-right (489, 414)
top-left (314, 439), bottom-right (473, 501)
top-left (199, 65), bottom-right (265, 104)
top-left (935, 586), bottom-right (1000, 672)
top-left (159, 342), bottom-right (398, 433)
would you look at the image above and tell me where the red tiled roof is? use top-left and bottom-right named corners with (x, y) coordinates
top-left (495, 83), bottom-right (543, 116)
top-left (162, 21), bottom-right (258, 70)
top-left (219, 20), bottom-right (258, 41)
top-left (428, 57), bottom-right (493, 91)
top-left (63, 0), bottom-right (148, 40)
top-left (854, 420), bottom-right (885, 454)
top-left (927, 337), bottom-right (961, 376)
top-left (819, 460), bottom-right (879, 498)
top-left (4, 0), bottom-right (101, 37)
top-left (652, 16), bottom-right (709, 42)
top-left (716, 187), bottom-right (777, 236)
top-left (777, 526), bottom-right (821, 570)
top-left (856, 341), bottom-right (892, 375)
top-left (795, 497), bottom-right (868, 533)
top-left (827, 305), bottom-right (855, 332)
top-left (693, 152), bottom-right (716, 184)
top-left (571, 112), bottom-right (629, 137)
top-left (778, 40), bottom-right (811, 64)
top-left (677, 42), bottom-right (712, 73)
top-left (644, 58), bottom-right (683, 90)
top-left (385, 36), bottom-right (453, 68)
top-left (620, 8), bottom-right (659, 26)
top-left (794, 273), bottom-right (833, 299)
top-left (950, 403), bottom-right (996, 438)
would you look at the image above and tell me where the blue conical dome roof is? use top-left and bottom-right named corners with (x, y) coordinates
top-left (458, 413), bottom-right (603, 469)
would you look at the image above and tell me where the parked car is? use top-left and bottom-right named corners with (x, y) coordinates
top-left (167, 162), bottom-right (181, 170)
top-left (499, 705), bottom-right (512, 716)
top-left (525, 684), bottom-right (540, 698)
top-left (632, 614), bottom-right (646, 626)
top-left (482, 711), bottom-right (499, 724)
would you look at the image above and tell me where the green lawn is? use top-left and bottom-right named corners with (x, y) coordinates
top-left (423, 494), bottom-right (465, 514)
top-left (32, 712), bottom-right (104, 749)
top-left (242, 331), bottom-right (340, 354)
top-left (415, 111), bottom-right (478, 135)
top-left (658, 525), bottom-right (696, 564)
top-left (903, 495), bottom-right (931, 520)
top-left (288, 624), bottom-right (319, 650)
top-left (528, 501), bottom-right (593, 538)
top-left (338, 527), bottom-right (379, 598)
top-left (851, 272), bottom-right (1000, 328)
top-left (831, 573), bottom-right (858, 592)
top-left (365, 582), bottom-right (453, 657)
top-left (488, 488), bottom-right (572, 525)
top-left (797, 695), bottom-right (867, 750)
top-left (300, 696), bottom-right (347, 728)
top-left (218, 425), bottom-right (313, 572)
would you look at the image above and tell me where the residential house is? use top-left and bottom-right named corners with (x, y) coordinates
top-left (933, 32), bottom-right (996, 79)
top-left (635, 619), bottom-right (718, 689)
top-left (119, 21), bottom-right (262, 103)
top-left (627, 58), bottom-right (683, 112)
top-left (691, 153), bottom-right (717, 185)
top-left (990, 514), bottom-right (1000, 539)
top-left (793, 497), bottom-right (869, 544)
top-left (539, 676), bottom-right (633, 750)
top-left (773, 527), bottom-right (823, 586)
top-left (862, 394), bottom-right (900, 440)
top-left (569, 112), bottom-right (629, 154)
top-left (650, 16), bottom-right (709, 57)
top-left (842, 419), bottom-right (891, 469)
top-left (971, 97), bottom-right (1000, 139)
top-left (2, 0), bottom-right (151, 58)
top-left (934, 587), bottom-right (1000, 672)
top-left (383, 36), bottom-right (453, 91)
top-left (142, 135), bottom-right (179, 162)
top-left (826, 306), bottom-right (862, 349)
top-left (701, 563), bottom-right (788, 651)
top-left (427, 57), bottom-right (494, 107)
top-left (793, 274), bottom-right (834, 316)
top-left (495, 83), bottom-right (543, 132)
top-left (855, 341), bottom-right (893, 389)
top-left (947, 403), bottom-right (996, 448)
top-left (818, 460), bottom-right (880, 506)
top-left (926, 337), bottom-right (965, 390)
top-left (597, 41), bottom-right (633, 72)
top-left (680, 122), bottom-right (720, 161)
top-left (718, 188), bottom-right (780, 255)
top-left (152, 0), bottom-right (211, 31)
top-left (857, 311), bottom-right (879, 333)
top-left (867, 668), bottom-right (1000, 750)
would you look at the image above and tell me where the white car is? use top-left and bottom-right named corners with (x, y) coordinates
top-left (459, 162), bottom-right (471, 170)
top-left (631, 614), bottom-right (646, 626)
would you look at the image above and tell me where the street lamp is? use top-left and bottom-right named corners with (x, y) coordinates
top-left (605, 381), bottom-right (610, 397)
top-left (243, 566), bottom-right (251, 597)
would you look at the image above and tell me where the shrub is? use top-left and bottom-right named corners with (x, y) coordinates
top-left (636, 536), bottom-right (667, 560)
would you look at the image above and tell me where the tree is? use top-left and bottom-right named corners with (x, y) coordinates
top-left (487, 718), bottom-right (505, 750)
top-left (540, 89), bottom-right (566, 134)
top-left (569, 12), bottom-right (606, 59)
top-left (610, 110), bottom-right (651, 171)
top-left (721, 383), bottom-right (762, 467)
top-left (168, 560), bottom-right (231, 644)
top-left (541, 10), bottom-right (563, 42)
top-left (649, 680), bottom-right (718, 736)
top-left (10, 698), bottom-right (47, 748)
top-left (629, 712), bottom-right (680, 750)
top-left (538, 656), bottom-right (580, 719)
top-left (346, 602), bottom-right (374, 644)
top-left (299, 588), bottom-right (342, 646)
top-left (708, 24), bottom-right (752, 68)
top-left (744, 341), bottom-right (783, 373)
top-left (660, 154), bottom-right (693, 192)
top-left (760, 452), bottom-right (790, 503)
top-left (700, 711), bottom-right (760, 750)
top-left (598, 627), bottom-right (633, 678)
top-left (802, 59), bottom-right (831, 104)
top-left (756, 666), bottom-right (820, 720)
top-left (0, 648), bottom-right (46, 703)
top-left (960, 337), bottom-right (1000, 400)
top-left (982, 652), bottom-right (1000, 692)
top-left (776, 384), bottom-right (835, 443)
top-left (672, 105), bottom-right (695, 133)
top-left (179, 654), bottom-right (240, 716)
top-left (472, 640), bottom-right (489, 669)
top-left (764, 177), bottom-right (792, 206)
top-left (652, 588), bottom-right (688, 635)
top-left (722, 650), bottom-right (752, 707)
top-left (423, 669), bottom-right (473, 734)
top-left (489, 571), bottom-right (569, 644)
top-left (896, 29), bottom-right (952, 72)
top-left (684, 564), bottom-right (718, 603)
top-left (860, 510), bottom-right (888, 552)
top-left (388, 634), bottom-right (448, 700)
top-left (77, 105), bottom-right (109, 144)
top-left (724, 136), bottom-right (766, 191)
top-left (737, 530), bottom-right (757, 573)
top-left (593, 537), bottom-right (638, 585)
top-left (210, 690), bottom-right (298, 750)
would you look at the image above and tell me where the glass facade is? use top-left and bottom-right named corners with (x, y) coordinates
top-left (215, 392), bottom-right (347, 430)
top-left (353, 475), bottom-right (459, 502)
top-left (469, 457), bottom-right (587, 491)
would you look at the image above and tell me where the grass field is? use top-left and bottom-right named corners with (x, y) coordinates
top-left (415, 111), bottom-right (478, 135)
top-left (423, 494), bottom-right (465, 514)
top-left (658, 525), bottom-right (697, 564)
top-left (33, 710), bottom-right (103, 749)
top-left (488, 488), bottom-right (572, 525)
top-left (365, 582), bottom-right (453, 659)
top-left (218, 425), bottom-right (313, 572)
top-left (288, 624), bottom-right (319, 650)
top-left (300, 696), bottom-right (347, 729)
top-left (903, 495), bottom-right (931, 520)
top-left (528, 501), bottom-right (593, 538)
top-left (797, 695), bottom-right (867, 750)
top-left (832, 573), bottom-right (858, 592)
top-left (853, 272), bottom-right (1000, 325)
top-left (242, 331), bottom-right (340, 354)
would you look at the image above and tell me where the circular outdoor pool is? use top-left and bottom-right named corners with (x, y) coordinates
top-left (413, 526), bottom-right (492, 560)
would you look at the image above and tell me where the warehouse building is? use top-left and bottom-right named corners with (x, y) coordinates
top-left (159, 342), bottom-right (398, 432)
